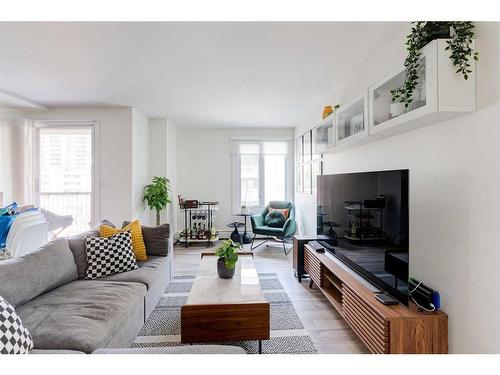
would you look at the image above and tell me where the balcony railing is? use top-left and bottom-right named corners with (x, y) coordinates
top-left (40, 192), bottom-right (92, 236)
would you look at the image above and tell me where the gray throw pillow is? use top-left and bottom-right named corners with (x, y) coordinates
top-left (67, 219), bottom-right (115, 279)
top-left (122, 221), bottom-right (170, 257)
top-left (264, 210), bottom-right (286, 228)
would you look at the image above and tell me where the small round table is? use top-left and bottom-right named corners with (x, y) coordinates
top-left (235, 214), bottom-right (252, 244)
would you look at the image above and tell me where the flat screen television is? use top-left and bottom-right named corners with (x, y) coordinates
top-left (317, 169), bottom-right (409, 305)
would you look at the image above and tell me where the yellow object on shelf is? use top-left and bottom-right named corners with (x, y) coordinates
top-left (322, 106), bottom-right (333, 119)
top-left (322, 104), bottom-right (340, 119)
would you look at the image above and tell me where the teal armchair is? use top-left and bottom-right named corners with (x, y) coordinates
top-left (250, 201), bottom-right (297, 255)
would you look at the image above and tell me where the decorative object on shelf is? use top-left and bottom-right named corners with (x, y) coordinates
top-left (391, 21), bottom-right (479, 108)
top-left (322, 104), bottom-right (340, 119)
top-left (143, 176), bottom-right (172, 225)
top-left (389, 102), bottom-right (407, 118)
top-left (215, 239), bottom-right (240, 279)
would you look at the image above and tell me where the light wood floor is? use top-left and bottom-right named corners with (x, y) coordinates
top-left (173, 239), bottom-right (368, 354)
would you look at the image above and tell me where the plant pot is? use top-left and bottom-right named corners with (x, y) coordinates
top-left (217, 258), bottom-right (235, 279)
top-left (390, 102), bottom-right (408, 118)
top-left (420, 22), bottom-right (452, 48)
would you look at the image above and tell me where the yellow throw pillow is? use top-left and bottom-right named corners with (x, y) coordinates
top-left (100, 220), bottom-right (147, 261)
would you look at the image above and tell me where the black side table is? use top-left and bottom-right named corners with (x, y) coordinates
top-left (236, 214), bottom-right (252, 244)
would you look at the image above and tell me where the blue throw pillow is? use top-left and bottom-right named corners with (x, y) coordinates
top-left (265, 210), bottom-right (286, 228)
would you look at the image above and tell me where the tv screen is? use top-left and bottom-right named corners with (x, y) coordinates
top-left (317, 169), bottom-right (409, 304)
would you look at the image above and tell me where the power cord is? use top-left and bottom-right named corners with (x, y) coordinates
top-left (409, 281), bottom-right (436, 312)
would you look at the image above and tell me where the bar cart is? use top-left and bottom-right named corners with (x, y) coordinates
top-left (178, 196), bottom-right (219, 247)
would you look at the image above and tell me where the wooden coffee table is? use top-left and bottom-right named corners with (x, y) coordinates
top-left (180, 252), bottom-right (270, 353)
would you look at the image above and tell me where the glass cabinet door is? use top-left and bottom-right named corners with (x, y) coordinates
top-left (372, 57), bottom-right (427, 128)
top-left (314, 114), bottom-right (334, 153)
top-left (368, 45), bottom-right (438, 137)
top-left (336, 94), bottom-right (368, 144)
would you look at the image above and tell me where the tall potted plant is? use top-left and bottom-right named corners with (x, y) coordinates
top-left (391, 21), bottom-right (479, 108)
top-left (215, 239), bottom-right (240, 279)
top-left (143, 176), bottom-right (172, 226)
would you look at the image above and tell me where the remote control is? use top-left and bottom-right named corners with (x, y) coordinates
top-left (308, 241), bottom-right (325, 253)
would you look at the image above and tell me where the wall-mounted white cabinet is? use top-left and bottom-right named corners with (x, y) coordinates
top-left (336, 93), bottom-right (369, 149)
top-left (303, 39), bottom-right (476, 155)
top-left (313, 113), bottom-right (335, 154)
top-left (368, 39), bottom-right (476, 138)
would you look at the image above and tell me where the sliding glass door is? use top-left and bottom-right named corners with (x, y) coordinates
top-left (35, 124), bottom-right (96, 236)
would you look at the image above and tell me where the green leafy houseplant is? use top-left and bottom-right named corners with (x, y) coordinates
top-left (391, 21), bottom-right (479, 108)
top-left (215, 239), bottom-right (240, 278)
top-left (143, 176), bottom-right (172, 226)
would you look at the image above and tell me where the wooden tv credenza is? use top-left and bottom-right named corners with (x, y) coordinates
top-left (303, 244), bottom-right (448, 354)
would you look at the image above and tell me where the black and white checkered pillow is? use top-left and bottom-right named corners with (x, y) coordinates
top-left (0, 296), bottom-right (33, 354)
top-left (85, 230), bottom-right (138, 280)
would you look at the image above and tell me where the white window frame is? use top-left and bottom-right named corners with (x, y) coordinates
top-left (231, 138), bottom-right (293, 214)
top-left (33, 120), bottom-right (101, 228)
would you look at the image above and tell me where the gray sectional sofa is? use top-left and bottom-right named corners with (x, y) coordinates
top-left (0, 232), bottom-right (172, 354)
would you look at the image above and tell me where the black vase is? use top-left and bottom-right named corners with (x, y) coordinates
top-left (217, 258), bottom-right (235, 279)
top-left (230, 226), bottom-right (242, 244)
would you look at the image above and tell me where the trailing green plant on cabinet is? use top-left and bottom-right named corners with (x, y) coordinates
top-left (368, 38), bottom-right (476, 138)
top-left (311, 22), bottom-right (478, 154)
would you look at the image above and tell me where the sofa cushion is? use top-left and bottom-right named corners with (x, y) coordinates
top-left (0, 238), bottom-right (78, 308)
top-left (254, 225), bottom-right (284, 237)
top-left (123, 221), bottom-right (170, 257)
top-left (98, 256), bottom-right (169, 290)
top-left (67, 219), bottom-right (115, 279)
top-left (68, 229), bottom-right (99, 278)
top-left (16, 280), bottom-right (146, 354)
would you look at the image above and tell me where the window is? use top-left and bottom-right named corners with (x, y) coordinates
top-left (36, 125), bottom-right (96, 236)
top-left (231, 139), bottom-right (292, 213)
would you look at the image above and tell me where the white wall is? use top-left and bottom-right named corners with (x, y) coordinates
top-left (176, 127), bottom-right (295, 236)
top-left (131, 108), bottom-right (151, 225)
top-left (0, 121), bottom-right (14, 205)
top-left (166, 120), bottom-right (178, 235)
top-left (149, 118), bottom-right (178, 234)
top-left (294, 22), bottom-right (500, 353)
top-left (0, 106), bottom-right (135, 226)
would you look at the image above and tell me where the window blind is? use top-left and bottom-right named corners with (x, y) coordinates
top-left (230, 138), bottom-right (291, 156)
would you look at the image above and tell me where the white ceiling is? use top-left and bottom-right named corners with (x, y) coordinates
top-left (0, 22), bottom-right (407, 127)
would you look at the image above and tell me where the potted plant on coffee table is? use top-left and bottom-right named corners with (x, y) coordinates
top-left (214, 239), bottom-right (240, 279)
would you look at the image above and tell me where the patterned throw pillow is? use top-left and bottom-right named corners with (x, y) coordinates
top-left (85, 231), bottom-right (138, 280)
top-left (0, 296), bottom-right (33, 354)
top-left (100, 220), bottom-right (147, 261)
top-left (265, 210), bottom-right (287, 228)
top-left (268, 207), bottom-right (290, 219)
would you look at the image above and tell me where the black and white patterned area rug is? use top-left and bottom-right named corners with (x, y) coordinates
top-left (132, 273), bottom-right (317, 354)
